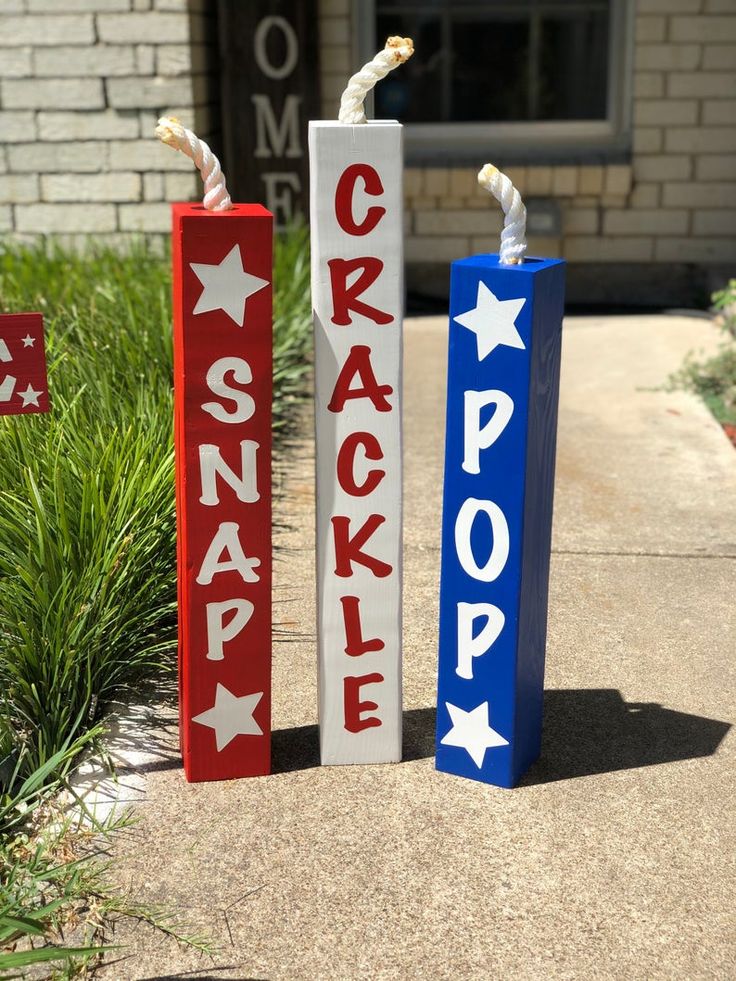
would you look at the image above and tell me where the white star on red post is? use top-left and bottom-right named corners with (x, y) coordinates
top-left (190, 244), bottom-right (270, 327)
top-left (192, 683), bottom-right (264, 751)
top-left (22, 334), bottom-right (35, 348)
top-left (440, 700), bottom-right (509, 769)
top-left (454, 281), bottom-right (526, 361)
top-left (18, 383), bottom-right (43, 408)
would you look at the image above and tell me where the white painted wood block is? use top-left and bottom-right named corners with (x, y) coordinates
top-left (309, 120), bottom-right (403, 765)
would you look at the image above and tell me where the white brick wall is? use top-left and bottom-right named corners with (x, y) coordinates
top-left (0, 1), bottom-right (216, 241)
top-left (41, 172), bottom-right (141, 202)
top-left (0, 15), bottom-right (95, 46)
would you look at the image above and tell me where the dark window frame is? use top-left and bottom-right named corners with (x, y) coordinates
top-left (352, 0), bottom-right (635, 165)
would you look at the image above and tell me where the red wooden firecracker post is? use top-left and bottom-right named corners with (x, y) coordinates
top-left (158, 119), bottom-right (273, 782)
top-left (0, 314), bottom-right (49, 418)
top-left (309, 38), bottom-right (413, 765)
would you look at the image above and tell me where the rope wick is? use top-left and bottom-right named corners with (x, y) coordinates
top-left (478, 164), bottom-right (527, 265)
top-left (155, 116), bottom-right (232, 212)
top-left (338, 36), bottom-right (414, 125)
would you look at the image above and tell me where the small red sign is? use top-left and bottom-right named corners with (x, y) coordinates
top-left (0, 313), bottom-right (49, 417)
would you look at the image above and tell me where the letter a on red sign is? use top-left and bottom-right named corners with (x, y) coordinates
top-left (172, 204), bottom-right (273, 782)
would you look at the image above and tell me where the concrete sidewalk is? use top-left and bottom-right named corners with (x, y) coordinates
top-left (103, 314), bottom-right (735, 980)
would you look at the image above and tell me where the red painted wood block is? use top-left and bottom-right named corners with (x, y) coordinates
top-left (0, 313), bottom-right (49, 417)
top-left (172, 204), bottom-right (273, 782)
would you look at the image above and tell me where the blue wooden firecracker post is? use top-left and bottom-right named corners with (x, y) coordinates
top-left (435, 254), bottom-right (565, 788)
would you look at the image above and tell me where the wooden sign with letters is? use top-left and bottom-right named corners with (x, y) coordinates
top-left (0, 313), bottom-right (49, 417)
top-left (173, 204), bottom-right (273, 782)
top-left (309, 121), bottom-right (404, 765)
top-left (435, 255), bottom-right (565, 788)
top-left (217, 0), bottom-right (319, 228)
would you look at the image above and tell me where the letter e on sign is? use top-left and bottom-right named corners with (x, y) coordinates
top-left (344, 674), bottom-right (384, 733)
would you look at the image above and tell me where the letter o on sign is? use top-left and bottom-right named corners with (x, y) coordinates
top-left (254, 16), bottom-right (298, 80)
top-left (454, 497), bottom-right (510, 582)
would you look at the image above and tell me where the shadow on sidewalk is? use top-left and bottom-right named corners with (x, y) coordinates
top-left (274, 690), bottom-right (730, 782)
top-left (271, 705), bottom-right (439, 773)
top-left (521, 688), bottom-right (731, 785)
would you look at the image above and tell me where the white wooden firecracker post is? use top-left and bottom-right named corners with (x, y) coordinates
top-left (309, 120), bottom-right (404, 764)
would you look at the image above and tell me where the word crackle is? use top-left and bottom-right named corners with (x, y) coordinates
top-left (310, 121), bottom-right (404, 765)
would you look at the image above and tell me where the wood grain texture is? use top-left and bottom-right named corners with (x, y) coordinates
top-left (435, 254), bottom-right (565, 788)
top-left (309, 121), bottom-right (404, 765)
top-left (173, 204), bottom-right (273, 782)
top-left (217, 0), bottom-right (319, 227)
top-left (0, 313), bottom-right (49, 417)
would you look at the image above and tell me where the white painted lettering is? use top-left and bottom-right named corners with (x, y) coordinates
top-left (261, 172), bottom-right (301, 229)
top-left (205, 598), bottom-right (254, 661)
top-left (454, 498), bottom-right (510, 583)
top-left (199, 440), bottom-right (260, 506)
top-left (251, 94), bottom-right (302, 159)
top-left (463, 390), bottom-right (514, 475)
top-left (196, 522), bottom-right (261, 585)
top-left (253, 15), bottom-right (298, 80)
top-left (201, 357), bottom-right (255, 424)
top-left (456, 602), bottom-right (505, 679)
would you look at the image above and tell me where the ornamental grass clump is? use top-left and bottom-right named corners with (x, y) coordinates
top-left (669, 277), bottom-right (736, 430)
top-left (0, 229), bottom-right (312, 786)
top-left (0, 231), bottom-right (311, 970)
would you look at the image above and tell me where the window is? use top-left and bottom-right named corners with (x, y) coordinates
top-left (355, 0), bottom-right (634, 163)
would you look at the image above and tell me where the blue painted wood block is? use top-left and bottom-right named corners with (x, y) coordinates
top-left (435, 254), bottom-right (565, 788)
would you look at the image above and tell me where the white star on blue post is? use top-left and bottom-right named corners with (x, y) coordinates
top-left (454, 281), bottom-right (526, 361)
top-left (440, 700), bottom-right (509, 769)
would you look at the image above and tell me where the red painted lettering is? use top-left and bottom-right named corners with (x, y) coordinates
top-left (340, 595), bottom-right (385, 657)
top-left (332, 514), bottom-right (393, 578)
top-left (328, 345), bottom-right (393, 413)
top-left (343, 673), bottom-right (384, 732)
top-left (335, 163), bottom-right (386, 237)
top-left (336, 431), bottom-right (385, 496)
top-left (328, 257), bottom-right (393, 326)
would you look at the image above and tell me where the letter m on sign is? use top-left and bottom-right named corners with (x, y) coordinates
top-left (218, 1), bottom-right (320, 227)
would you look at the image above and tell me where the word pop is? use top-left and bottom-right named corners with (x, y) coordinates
top-left (309, 120), bottom-right (403, 764)
top-left (173, 204), bottom-right (273, 782)
top-left (435, 255), bottom-right (565, 788)
top-left (0, 313), bottom-right (49, 417)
